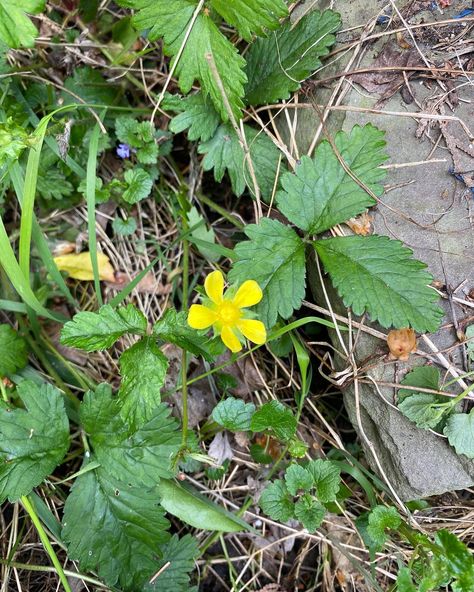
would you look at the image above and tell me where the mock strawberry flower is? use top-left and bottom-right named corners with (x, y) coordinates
top-left (187, 270), bottom-right (266, 353)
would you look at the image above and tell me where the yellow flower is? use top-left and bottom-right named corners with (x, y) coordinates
top-left (187, 270), bottom-right (266, 353)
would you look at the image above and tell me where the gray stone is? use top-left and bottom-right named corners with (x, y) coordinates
top-left (288, 0), bottom-right (474, 498)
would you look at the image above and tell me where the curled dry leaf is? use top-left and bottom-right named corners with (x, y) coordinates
top-left (108, 271), bottom-right (172, 295)
top-left (387, 328), bottom-right (417, 361)
top-left (51, 241), bottom-right (76, 256)
top-left (346, 212), bottom-right (373, 236)
top-left (54, 251), bottom-right (116, 282)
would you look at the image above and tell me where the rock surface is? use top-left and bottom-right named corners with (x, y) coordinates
top-left (289, 0), bottom-right (474, 498)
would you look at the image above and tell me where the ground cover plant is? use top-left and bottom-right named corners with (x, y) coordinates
top-left (1, 1), bottom-right (474, 591)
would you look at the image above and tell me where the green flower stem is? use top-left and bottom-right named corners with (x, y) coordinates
top-left (21, 495), bottom-right (72, 592)
top-left (447, 381), bottom-right (474, 408)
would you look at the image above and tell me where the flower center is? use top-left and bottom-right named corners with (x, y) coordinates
top-left (217, 301), bottom-right (240, 326)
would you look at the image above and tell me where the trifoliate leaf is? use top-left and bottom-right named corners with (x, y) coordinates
top-left (187, 206), bottom-right (219, 262)
top-left (81, 384), bottom-right (181, 485)
top-left (306, 459), bottom-right (341, 503)
top-left (250, 400), bottom-right (297, 442)
top-left (169, 93), bottom-right (220, 142)
top-left (198, 123), bottom-right (282, 201)
top-left (212, 397), bottom-right (256, 431)
top-left (128, 0), bottom-right (246, 121)
top-left (398, 394), bottom-right (449, 430)
top-left (54, 251), bottom-right (116, 282)
top-left (122, 168), bottom-right (153, 203)
top-left (284, 464), bottom-right (313, 496)
top-left (62, 462), bottom-right (171, 591)
top-left (294, 496), bottom-right (325, 532)
top-left (60, 304), bottom-right (147, 351)
top-left (210, 0), bottom-right (288, 42)
top-left (112, 216), bottom-right (137, 236)
top-left (118, 337), bottom-right (169, 430)
top-left (144, 534), bottom-right (199, 592)
top-left (0, 325), bottom-right (28, 377)
top-left (367, 505), bottom-right (401, 551)
top-left (444, 409), bottom-right (474, 459)
top-left (229, 218), bottom-right (306, 327)
top-left (314, 235), bottom-right (443, 333)
top-left (245, 9), bottom-right (341, 105)
top-left (0, 381), bottom-right (69, 502)
top-left (259, 479), bottom-right (294, 521)
top-left (276, 125), bottom-right (387, 234)
top-left (0, 0), bottom-right (45, 48)
top-left (154, 308), bottom-right (220, 362)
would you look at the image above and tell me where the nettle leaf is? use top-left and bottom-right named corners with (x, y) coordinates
top-left (229, 218), bottom-right (306, 327)
top-left (0, 381), bottom-right (69, 503)
top-left (212, 397), bottom-right (256, 431)
top-left (444, 409), bottom-right (474, 459)
top-left (154, 308), bottom-right (220, 361)
top-left (259, 479), bottom-right (294, 522)
top-left (250, 400), bottom-right (297, 441)
top-left (285, 464), bottom-right (313, 496)
top-left (144, 534), bottom-right (199, 592)
top-left (81, 384), bottom-right (181, 485)
top-left (199, 124), bottom-right (282, 201)
top-left (210, 0), bottom-right (288, 41)
top-left (128, 0), bottom-right (246, 121)
top-left (366, 505), bottom-right (401, 550)
top-left (314, 235), bottom-right (443, 333)
top-left (118, 337), bottom-right (169, 429)
top-left (0, 325), bottom-right (28, 377)
top-left (0, 0), bottom-right (45, 49)
top-left (294, 496), bottom-right (325, 532)
top-left (60, 304), bottom-right (148, 352)
top-left (276, 125), bottom-right (387, 234)
top-left (122, 168), bottom-right (153, 204)
top-left (245, 9), bottom-right (341, 105)
top-left (62, 462), bottom-right (170, 591)
top-left (169, 93), bottom-right (220, 142)
top-left (306, 459), bottom-right (341, 503)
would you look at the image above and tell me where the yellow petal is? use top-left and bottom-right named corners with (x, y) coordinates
top-left (221, 326), bottom-right (242, 353)
top-left (237, 319), bottom-right (267, 345)
top-left (53, 252), bottom-right (115, 282)
top-left (232, 280), bottom-right (263, 308)
top-left (205, 270), bottom-right (224, 304)
top-left (188, 304), bottom-right (216, 330)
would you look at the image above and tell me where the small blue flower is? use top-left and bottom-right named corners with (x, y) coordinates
top-left (116, 143), bottom-right (131, 159)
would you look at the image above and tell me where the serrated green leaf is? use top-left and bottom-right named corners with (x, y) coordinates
top-left (60, 304), bottom-right (148, 352)
top-left (112, 216), bottom-right (137, 236)
top-left (210, 0), bottom-right (287, 41)
top-left (285, 464), bottom-right (313, 495)
top-left (294, 496), bottom-right (325, 532)
top-left (399, 366), bottom-right (441, 401)
top-left (157, 478), bottom-right (249, 532)
top-left (129, 0), bottom-right (246, 120)
top-left (0, 117), bottom-right (36, 166)
top-left (187, 205), bottom-right (219, 262)
top-left (144, 534), bottom-right (199, 592)
top-left (118, 337), bottom-right (169, 429)
top-left (367, 505), bottom-right (401, 551)
top-left (250, 400), bottom-right (297, 441)
top-left (229, 218), bottom-right (306, 327)
top-left (0, 325), bottom-right (28, 377)
top-left (306, 459), bottom-right (341, 503)
top-left (81, 384), bottom-right (181, 485)
top-left (123, 168), bottom-right (153, 203)
top-left (314, 235), bottom-right (443, 333)
top-left (259, 479), bottom-right (294, 521)
top-left (276, 125), bottom-right (387, 234)
top-left (245, 9), bottom-right (341, 105)
top-left (398, 394), bottom-right (449, 430)
top-left (434, 530), bottom-right (474, 579)
top-left (62, 462), bottom-right (171, 591)
top-left (199, 123), bottom-right (282, 201)
top-left (0, 0), bottom-right (45, 48)
top-left (116, 117), bottom-right (155, 146)
top-left (154, 308), bottom-right (220, 361)
top-left (444, 409), bottom-right (474, 459)
top-left (169, 93), bottom-right (220, 142)
top-left (0, 381), bottom-right (69, 502)
top-left (212, 397), bottom-right (256, 431)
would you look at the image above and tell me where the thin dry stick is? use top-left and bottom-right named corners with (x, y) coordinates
top-left (150, 0), bottom-right (206, 123)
